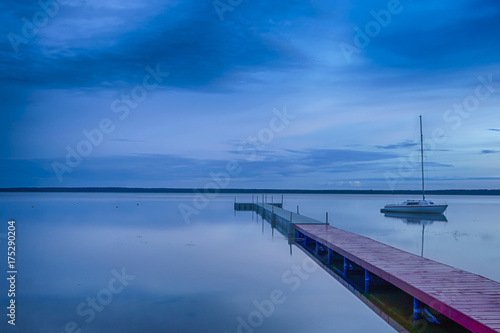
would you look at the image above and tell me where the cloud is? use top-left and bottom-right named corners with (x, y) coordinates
top-left (111, 139), bottom-right (142, 142)
top-left (424, 161), bottom-right (453, 168)
top-left (233, 149), bottom-right (402, 178)
top-left (286, 148), bottom-right (398, 164)
top-left (488, 129), bottom-right (500, 132)
top-left (0, 148), bottom-right (400, 187)
top-left (481, 150), bottom-right (499, 154)
top-left (362, 0), bottom-right (500, 70)
top-left (375, 140), bottom-right (418, 150)
top-left (0, 0), bottom-right (311, 90)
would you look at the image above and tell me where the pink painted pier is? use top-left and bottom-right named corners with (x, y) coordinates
top-left (296, 224), bottom-right (500, 333)
top-left (235, 200), bottom-right (500, 332)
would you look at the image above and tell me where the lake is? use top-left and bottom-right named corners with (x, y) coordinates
top-left (0, 193), bottom-right (499, 332)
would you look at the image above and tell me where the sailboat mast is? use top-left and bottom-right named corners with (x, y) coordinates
top-left (420, 115), bottom-right (425, 200)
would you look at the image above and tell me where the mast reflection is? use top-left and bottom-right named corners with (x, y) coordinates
top-left (383, 212), bottom-right (447, 257)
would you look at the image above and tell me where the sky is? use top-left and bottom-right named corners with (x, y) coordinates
top-left (1, 0), bottom-right (500, 190)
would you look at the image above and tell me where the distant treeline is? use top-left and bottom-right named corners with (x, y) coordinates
top-left (1, 187), bottom-right (500, 195)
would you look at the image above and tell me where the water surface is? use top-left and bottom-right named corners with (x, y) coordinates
top-left (0, 193), bottom-right (498, 332)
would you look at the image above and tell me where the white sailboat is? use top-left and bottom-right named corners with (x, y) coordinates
top-left (381, 116), bottom-right (448, 214)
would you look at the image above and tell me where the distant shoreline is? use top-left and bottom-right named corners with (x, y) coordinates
top-left (1, 187), bottom-right (500, 195)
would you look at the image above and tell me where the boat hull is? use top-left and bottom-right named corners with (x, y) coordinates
top-left (381, 205), bottom-right (448, 214)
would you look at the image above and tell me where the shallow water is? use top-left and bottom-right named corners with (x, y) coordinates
top-left (0, 193), bottom-right (498, 332)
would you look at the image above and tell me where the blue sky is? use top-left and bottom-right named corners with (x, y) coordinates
top-left (1, 0), bottom-right (500, 189)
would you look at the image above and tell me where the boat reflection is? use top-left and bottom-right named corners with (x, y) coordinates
top-left (383, 212), bottom-right (447, 257)
top-left (383, 212), bottom-right (448, 224)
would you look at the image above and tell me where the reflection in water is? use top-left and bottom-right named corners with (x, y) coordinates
top-left (248, 207), bottom-right (471, 333)
top-left (382, 213), bottom-right (447, 257)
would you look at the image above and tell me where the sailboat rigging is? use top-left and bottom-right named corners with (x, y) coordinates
top-left (381, 116), bottom-right (448, 214)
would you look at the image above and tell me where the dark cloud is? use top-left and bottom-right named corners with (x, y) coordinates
top-left (225, 148), bottom-right (401, 178)
top-left (111, 139), bottom-right (143, 142)
top-left (361, 0), bottom-right (500, 70)
top-left (2, 0), bottom-right (499, 90)
top-left (0, 0), bottom-right (311, 90)
top-left (0, 158), bottom-right (54, 186)
top-left (0, 148), bottom-right (399, 186)
top-left (375, 140), bottom-right (418, 150)
top-left (481, 150), bottom-right (499, 154)
top-left (3, 0), bottom-right (499, 89)
top-left (285, 148), bottom-right (398, 164)
top-left (423, 161), bottom-right (453, 168)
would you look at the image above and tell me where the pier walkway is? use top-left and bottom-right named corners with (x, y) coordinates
top-left (235, 202), bottom-right (500, 333)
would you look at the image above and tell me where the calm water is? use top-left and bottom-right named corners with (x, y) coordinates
top-left (0, 193), bottom-right (499, 332)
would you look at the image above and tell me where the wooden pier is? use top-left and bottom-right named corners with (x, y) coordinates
top-left (235, 201), bottom-right (500, 333)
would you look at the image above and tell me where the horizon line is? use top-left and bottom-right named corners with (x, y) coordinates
top-left (1, 187), bottom-right (500, 195)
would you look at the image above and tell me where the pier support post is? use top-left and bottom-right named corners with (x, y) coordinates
top-left (252, 195), bottom-right (254, 219)
top-left (412, 298), bottom-right (439, 323)
top-left (281, 195), bottom-right (283, 206)
top-left (290, 212), bottom-right (293, 224)
top-left (365, 270), bottom-right (371, 293)
top-left (326, 212), bottom-right (329, 225)
top-left (297, 205), bottom-right (300, 214)
top-left (413, 298), bottom-right (423, 320)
